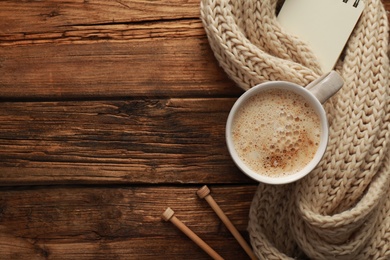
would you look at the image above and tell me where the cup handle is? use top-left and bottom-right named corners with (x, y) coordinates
top-left (306, 71), bottom-right (344, 104)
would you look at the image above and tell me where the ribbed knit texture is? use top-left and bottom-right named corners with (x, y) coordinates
top-left (200, 0), bottom-right (390, 259)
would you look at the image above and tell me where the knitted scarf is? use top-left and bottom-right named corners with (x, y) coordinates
top-left (200, 0), bottom-right (390, 259)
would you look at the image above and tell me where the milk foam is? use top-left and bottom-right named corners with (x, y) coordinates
top-left (231, 89), bottom-right (321, 177)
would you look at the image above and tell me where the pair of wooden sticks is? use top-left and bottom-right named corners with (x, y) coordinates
top-left (161, 185), bottom-right (257, 260)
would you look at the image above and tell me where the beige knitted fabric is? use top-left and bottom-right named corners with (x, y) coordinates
top-left (200, 0), bottom-right (390, 259)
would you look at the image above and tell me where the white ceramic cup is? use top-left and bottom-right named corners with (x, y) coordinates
top-left (226, 71), bottom-right (344, 184)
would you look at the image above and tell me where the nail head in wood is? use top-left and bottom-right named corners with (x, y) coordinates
top-left (161, 207), bottom-right (175, 221)
top-left (196, 185), bottom-right (211, 199)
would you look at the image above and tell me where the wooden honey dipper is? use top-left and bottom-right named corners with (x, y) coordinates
top-left (197, 185), bottom-right (257, 260)
top-left (161, 207), bottom-right (224, 260)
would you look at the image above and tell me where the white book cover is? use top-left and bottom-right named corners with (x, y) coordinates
top-left (277, 0), bottom-right (365, 72)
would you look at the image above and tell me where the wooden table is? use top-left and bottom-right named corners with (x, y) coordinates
top-left (0, 1), bottom-right (389, 259)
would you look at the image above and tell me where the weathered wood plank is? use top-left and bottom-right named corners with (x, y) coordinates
top-left (0, 1), bottom-right (240, 99)
top-left (0, 98), bottom-right (254, 185)
top-left (0, 19), bottom-right (205, 45)
top-left (0, 34), bottom-right (240, 99)
top-left (0, 185), bottom-right (258, 259)
top-left (0, 0), bottom-right (200, 35)
top-left (0, 3), bottom-right (228, 100)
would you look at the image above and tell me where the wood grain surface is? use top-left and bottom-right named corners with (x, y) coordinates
top-left (0, 185), bottom-right (256, 259)
top-left (0, 0), bottom-right (389, 259)
top-left (0, 98), bottom-right (251, 185)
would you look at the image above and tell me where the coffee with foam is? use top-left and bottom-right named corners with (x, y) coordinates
top-left (231, 89), bottom-right (321, 177)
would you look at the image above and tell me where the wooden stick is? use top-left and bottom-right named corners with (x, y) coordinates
top-left (161, 207), bottom-right (224, 260)
top-left (197, 186), bottom-right (257, 260)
